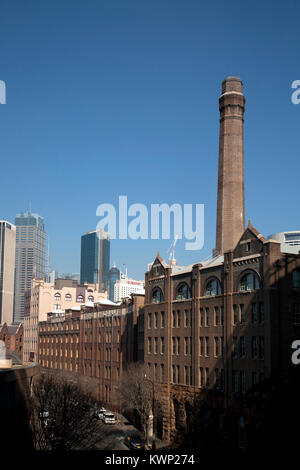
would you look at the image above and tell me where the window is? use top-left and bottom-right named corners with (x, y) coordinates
top-left (154, 312), bottom-right (158, 328)
top-left (176, 283), bottom-right (191, 300)
top-left (161, 312), bottom-right (165, 328)
top-left (160, 337), bottom-right (165, 354)
top-left (240, 336), bottom-right (245, 358)
top-left (215, 368), bottom-right (220, 389)
top-left (205, 368), bottom-right (209, 387)
top-left (240, 371), bottom-right (246, 394)
top-left (251, 336), bottom-right (258, 359)
top-left (172, 365), bottom-right (176, 383)
top-left (172, 337), bottom-right (176, 355)
top-left (54, 293), bottom-right (61, 301)
top-left (172, 311), bottom-right (176, 328)
top-left (259, 303), bottom-right (264, 324)
top-left (176, 365), bottom-right (180, 384)
top-left (221, 306), bottom-right (224, 326)
top-left (259, 336), bottom-right (264, 360)
top-left (206, 308), bottom-right (209, 326)
top-left (233, 337), bottom-right (238, 359)
top-left (200, 336), bottom-right (204, 356)
top-left (184, 337), bottom-right (188, 355)
top-left (200, 367), bottom-right (205, 387)
top-left (152, 288), bottom-right (163, 304)
top-left (205, 337), bottom-right (209, 356)
top-left (220, 369), bottom-right (225, 391)
top-left (177, 311), bottom-right (181, 328)
top-left (161, 364), bottom-right (165, 382)
top-left (215, 307), bottom-right (219, 326)
top-left (215, 337), bottom-right (219, 357)
top-left (88, 295), bottom-right (94, 302)
top-left (148, 313), bottom-right (152, 329)
top-left (292, 269), bottom-right (300, 289)
top-left (154, 337), bottom-right (158, 354)
top-left (185, 366), bottom-right (189, 385)
top-left (148, 337), bottom-right (152, 354)
top-left (65, 293), bottom-right (72, 301)
top-left (233, 305), bottom-right (238, 324)
top-left (293, 304), bottom-right (300, 324)
top-left (252, 372), bottom-right (258, 386)
top-left (77, 294), bottom-right (84, 302)
top-left (251, 303), bottom-right (258, 323)
top-left (240, 304), bottom-right (245, 323)
top-left (205, 279), bottom-right (221, 296)
top-left (240, 272), bottom-right (260, 291)
top-left (184, 310), bottom-right (189, 327)
top-left (233, 371), bottom-right (239, 393)
top-left (200, 308), bottom-right (204, 326)
top-left (177, 337), bottom-right (180, 355)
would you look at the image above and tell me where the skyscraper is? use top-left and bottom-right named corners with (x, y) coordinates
top-left (14, 212), bottom-right (46, 323)
top-left (215, 76), bottom-right (246, 254)
top-left (80, 228), bottom-right (110, 291)
top-left (0, 220), bottom-right (16, 325)
top-left (108, 265), bottom-right (120, 301)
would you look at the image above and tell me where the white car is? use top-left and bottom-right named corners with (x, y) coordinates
top-left (94, 407), bottom-right (106, 419)
top-left (103, 412), bottom-right (116, 424)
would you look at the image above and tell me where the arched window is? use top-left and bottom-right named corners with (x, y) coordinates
top-left (77, 294), bottom-right (84, 303)
top-left (176, 283), bottom-right (191, 300)
top-left (88, 295), bottom-right (94, 302)
top-left (151, 288), bottom-right (163, 304)
top-left (65, 293), bottom-right (72, 301)
top-left (292, 269), bottom-right (300, 289)
top-left (239, 272), bottom-right (260, 291)
top-left (205, 279), bottom-right (221, 296)
top-left (54, 293), bottom-right (61, 301)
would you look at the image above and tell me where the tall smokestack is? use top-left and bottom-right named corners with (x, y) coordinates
top-left (215, 76), bottom-right (246, 255)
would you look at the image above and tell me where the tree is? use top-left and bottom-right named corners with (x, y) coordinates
top-left (29, 371), bottom-right (99, 450)
top-left (118, 363), bottom-right (154, 439)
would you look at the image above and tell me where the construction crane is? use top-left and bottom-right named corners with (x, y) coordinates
top-left (168, 234), bottom-right (179, 266)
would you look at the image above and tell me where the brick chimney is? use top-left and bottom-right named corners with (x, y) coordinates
top-left (215, 76), bottom-right (246, 255)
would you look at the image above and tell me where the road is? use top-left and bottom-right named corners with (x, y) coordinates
top-left (92, 413), bottom-right (143, 450)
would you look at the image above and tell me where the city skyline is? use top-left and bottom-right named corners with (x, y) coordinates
top-left (1, 1), bottom-right (300, 280)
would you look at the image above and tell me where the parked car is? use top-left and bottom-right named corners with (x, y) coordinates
top-left (94, 407), bottom-right (106, 419)
top-left (103, 412), bottom-right (116, 424)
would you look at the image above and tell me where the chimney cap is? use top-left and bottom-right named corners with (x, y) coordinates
top-left (222, 76), bottom-right (242, 83)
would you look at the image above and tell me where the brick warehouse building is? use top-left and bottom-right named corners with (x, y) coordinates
top-left (38, 294), bottom-right (144, 405)
top-left (143, 77), bottom-right (300, 443)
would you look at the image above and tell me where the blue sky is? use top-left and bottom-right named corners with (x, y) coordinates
top-left (0, 0), bottom-right (299, 279)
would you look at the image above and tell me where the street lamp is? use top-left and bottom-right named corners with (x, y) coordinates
top-left (144, 374), bottom-right (156, 449)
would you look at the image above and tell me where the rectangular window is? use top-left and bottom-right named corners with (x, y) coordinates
top-left (154, 312), bottom-right (158, 328)
top-left (200, 367), bottom-right (205, 387)
top-left (221, 306), bottom-right (224, 326)
top-left (205, 337), bottom-right (209, 356)
top-left (215, 337), bottom-right (219, 357)
top-left (233, 371), bottom-right (239, 393)
top-left (200, 336), bottom-right (204, 356)
top-left (184, 310), bottom-right (188, 327)
top-left (205, 368), bottom-right (209, 387)
top-left (172, 311), bottom-right (176, 328)
top-left (177, 311), bottom-right (181, 328)
top-left (293, 304), bottom-right (300, 324)
top-left (184, 337), bottom-right (188, 355)
top-left (233, 336), bottom-right (238, 359)
top-left (233, 305), bottom-right (238, 324)
top-left (177, 337), bottom-right (180, 355)
top-left (200, 308), bottom-right (204, 326)
top-left (259, 336), bottom-right (264, 360)
top-left (159, 364), bottom-right (164, 382)
top-left (240, 371), bottom-right (246, 394)
top-left (148, 337), bottom-right (152, 354)
top-left (215, 306), bottom-right (219, 326)
top-left (251, 336), bottom-right (258, 359)
top-left (154, 337), bottom-right (158, 354)
top-left (206, 308), bottom-right (209, 326)
top-left (240, 304), bottom-right (245, 323)
top-left (252, 303), bottom-right (257, 323)
top-left (160, 337), bottom-right (165, 354)
top-left (148, 313), bottom-right (152, 329)
top-left (240, 336), bottom-right (246, 358)
top-left (161, 311), bottom-right (165, 328)
top-left (259, 303), bottom-right (264, 324)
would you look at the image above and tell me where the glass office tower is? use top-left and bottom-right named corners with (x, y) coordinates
top-left (80, 229), bottom-right (110, 291)
top-left (14, 212), bottom-right (46, 323)
top-left (108, 265), bottom-right (120, 301)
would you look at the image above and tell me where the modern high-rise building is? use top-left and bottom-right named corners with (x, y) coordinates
top-left (80, 228), bottom-right (110, 291)
top-left (14, 212), bottom-right (46, 323)
top-left (114, 277), bottom-right (145, 302)
top-left (108, 265), bottom-right (120, 301)
top-left (0, 220), bottom-right (16, 325)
